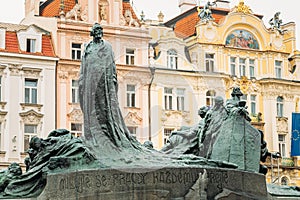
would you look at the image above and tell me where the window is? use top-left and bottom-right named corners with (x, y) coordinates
top-left (275, 60), bottom-right (282, 78)
top-left (71, 123), bottom-right (82, 137)
top-left (205, 53), bottom-right (214, 72)
top-left (239, 58), bottom-right (246, 77)
top-left (278, 134), bottom-right (286, 157)
top-left (176, 88), bottom-right (185, 111)
top-left (206, 90), bottom-right (216, 107)
top-left (24, 124), bottom-right (37, 151)
top-left (26, 38), bottom-right (36, 53)
top-left (126, 49), bottom-right (135, 65)
top-left (126, 84), bottom-right (136, 107)
top-left (72, 43), bottom-right (82, 60)
top-left (72, 80), bottom-right (79, 103)
top-left (230, 57), bottom-right (236, 76)
top-left (127, 127), bottom-right (137, 139)
top-left (167, 49), bottom-right (178, 69)
top-left (277, 96), bottom-right (284, 117)
top-left (249, 59), bottom-right (255, 78)
top-left (250, 95), bottom-right (256, 115)
top-left (25, 79), bottom-right (37, 104)
top-left (163, 128), bottom-right (174, 144)
top-left (164, 88), bottom-right (173, 110)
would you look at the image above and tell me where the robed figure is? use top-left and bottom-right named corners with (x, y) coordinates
top-left (79, 23), bottom-right (140, 154)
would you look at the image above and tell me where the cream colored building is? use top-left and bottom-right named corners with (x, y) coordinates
top-left (0, 23), bottom-right (57, 166)
top-left (146, 0), bottom-right (300, 185)
top-left (19, 0), bottom-right (300, 186)
top-left (22, 0), bottom-right (152, 142)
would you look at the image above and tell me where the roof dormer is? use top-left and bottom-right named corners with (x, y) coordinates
top-left (0, 28), bottom-right (5, 49)
top-left (17, 25), bottom-right (43, 53)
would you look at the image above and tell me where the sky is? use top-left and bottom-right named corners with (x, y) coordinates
top-left (0, 0), bottom-right (299, 48)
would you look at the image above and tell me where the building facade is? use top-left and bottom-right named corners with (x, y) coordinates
top-left (18, 0), bottom-right (300, 186)
top-left (22, 0), bottom-right (152, 142)
top-left (147, 0), bottom-right (300, 185)
top-left (0, 23), bottom-right (57, 166)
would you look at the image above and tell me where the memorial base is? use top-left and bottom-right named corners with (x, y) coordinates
top-left (33, 167), bottom-right (268, 200)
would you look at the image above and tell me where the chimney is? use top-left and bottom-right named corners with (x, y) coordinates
top-left (34, 0), bottom-right (40, 16)
top-left (178, 0), bottom-right (196, 13)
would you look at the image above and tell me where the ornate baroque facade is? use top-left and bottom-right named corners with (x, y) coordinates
top-left (0, 23), bottom-right (57, 166)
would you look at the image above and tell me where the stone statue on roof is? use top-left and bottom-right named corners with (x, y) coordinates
top-left (269, 12), bottom-right (285, 35)
top-left (197, 1), bottom-right (216, 22)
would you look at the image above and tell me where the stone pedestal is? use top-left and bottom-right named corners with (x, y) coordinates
top-left (34, 167), bottom-right (268, 200)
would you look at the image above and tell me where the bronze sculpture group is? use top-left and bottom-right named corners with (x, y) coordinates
top-left (0, 23), bottom-right (270, 198)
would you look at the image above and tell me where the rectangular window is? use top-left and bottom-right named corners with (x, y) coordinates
top-left (277, 98), bottom-right (284, 117)
top-left (126, 84), bottom-right (136, 107)
top-left (0, 123), bottom-right (1, 150)
top-left (230, 57), bottom-right (236, 76)
top-left (164, 88), bottom-right (173, 110)
top-left (24, 124), bottom-right (37, 151)
top-left (249, 59), bottom-right (255, 78)
top-left (250, 95), bottom-right (256, 115)
top-left (25, 79), bottom-right (37, 104)
top-left (239, 58), bottom-right (246, 77)
top-left (72, 80), bottom-right (79, 103)
top-left (163, 128), bottom-right (174, 145)
top-left (26, 38), bottom-right (36, 53)
top-left (72, 43), bottom-right (82, 60)
top-left (278, 134), bottom-right (286, 157)
top-left (126, 49), bottom-right (135, 65)
top-left (127, 127), bottom-right (137, 139)
top-left (275, 60), bottom-right (282, 78)
top-left (71, 123), bottom-right (82, 137)
top-left (205, 53), bottom-right (214, 72)
top-left (176, 88), bottom-right (185, 111)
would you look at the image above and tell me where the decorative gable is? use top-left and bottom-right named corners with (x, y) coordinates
top-left (17, 25), bottom-right (43, 53)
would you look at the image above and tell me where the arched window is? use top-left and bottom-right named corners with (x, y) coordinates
top-left (206, 90), bottom-right (216, 107)
top-left (277, 96), bottom-right (284, 117)
top-left (167, 49), bottom-right (178, 69)
top-left (281, 176), bottom-right (289, 186)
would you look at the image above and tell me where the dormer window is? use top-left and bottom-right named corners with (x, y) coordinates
top-left (26, 38), bottom-right (36, 53)
top-left (167, 49), bottom-right (178, 69)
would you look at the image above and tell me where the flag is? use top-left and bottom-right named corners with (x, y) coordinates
top-left (291, 113), bottom-right (300, 156)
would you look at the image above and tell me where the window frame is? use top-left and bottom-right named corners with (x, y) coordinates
top-left (163, 128), bottom-right (174, 145)
top-left (278, 134), bottom-right (286, 157)
top-left (71, 43), bottom-right (82, 60)
top-left (125, 48), bottom-right (135, 65)
top-left (167, 49), bottom-right (178, 69)
top-left (230, 57), bottom-right (236, 76)
top-left (205, 53), bottom-right (214, 72)
top-left (176, 88), bottom-right (185, 111)
top-left (239, 58), bottom-right (246, 77)
top-left (25, 79), bottom-right (38, 104)
top-left (126, 84), bottom-right (136, 107)
top-left (164, 87), bottom-right (173, 110)
top-left (70, 123), bottom-right (83, 137)
top-left (206, 90), bottom-right (216, 107)
top-left (277, 96), bottom-right (284, 117)
top-left (26, 38), bottom-right (36, 53)
top-left (71, 80), bottom-right (79, 103)
top-left (24, 124), bottom-right (37, 152)
top-left (275, 60), bottom-right (282, 79)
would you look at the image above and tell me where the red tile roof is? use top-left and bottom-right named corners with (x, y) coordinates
top-left (5, 32), bottom-right (20, 53)
top-left (40, 0), bottom-right (76, 17)
top-left (0, 24), bottom-right (56, 57)
top-left (173, 7), bottom-right (228, 39)
top-left (41, 35), bottom-right (56, 57)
